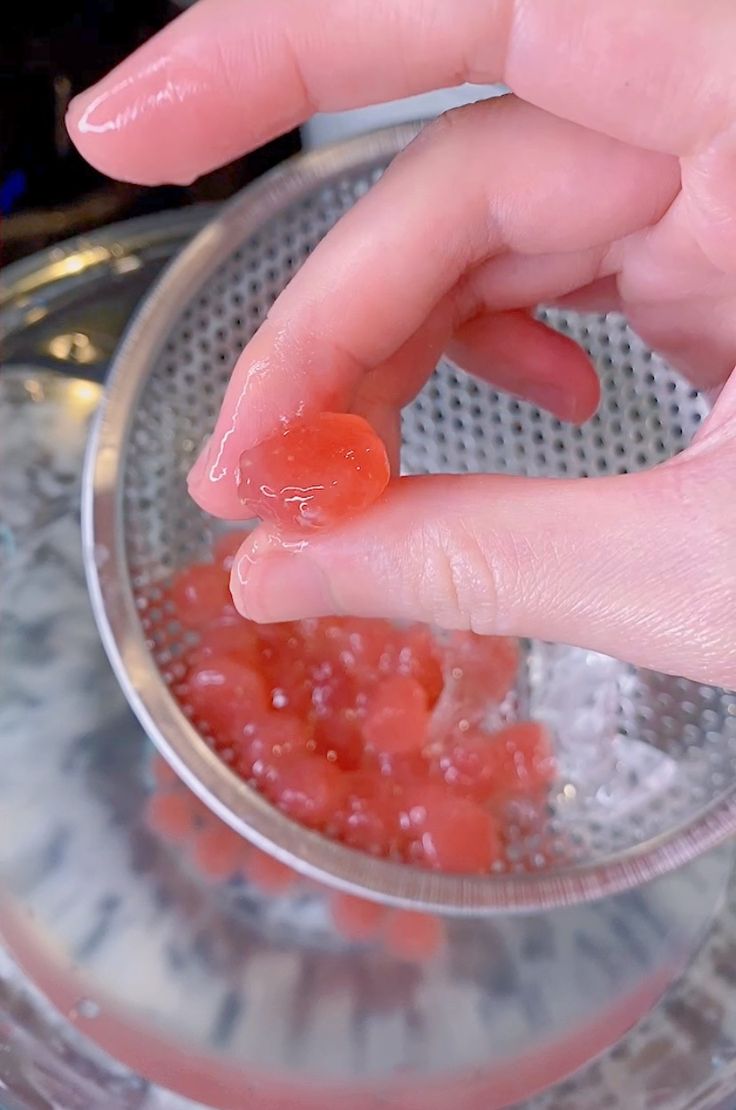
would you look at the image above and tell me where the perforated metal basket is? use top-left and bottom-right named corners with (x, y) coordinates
top-left (84, 123), bottom-right (736, 914)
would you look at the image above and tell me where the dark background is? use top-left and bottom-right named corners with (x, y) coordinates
top-left (0, 3), bottom-right (301, 264)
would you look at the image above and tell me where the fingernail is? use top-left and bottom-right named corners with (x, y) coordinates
top-left (231, 548), bottom-right (335, 623)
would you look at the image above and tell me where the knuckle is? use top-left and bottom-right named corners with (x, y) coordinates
top-left (399, 98), bottom-right (501, 164)
top-left (418, 521), bottom-right (503, 633)
top-left (427, 102), bottom-right (481, 141)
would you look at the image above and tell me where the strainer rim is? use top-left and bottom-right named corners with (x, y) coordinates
top-left (83, 122), bottom-right (736, 915)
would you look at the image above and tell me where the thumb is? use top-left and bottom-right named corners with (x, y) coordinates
top-left (230, 462), bottom-right (735, 689)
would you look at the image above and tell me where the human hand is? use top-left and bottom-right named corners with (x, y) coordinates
top-left (67, 0), bottom-right (736, 688)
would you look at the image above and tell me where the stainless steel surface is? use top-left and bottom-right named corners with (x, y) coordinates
top-left (0, 206), bottom-right (216, 383)
top-left (2, 213), bottom-right (736, 1110)
top-left (84, 124), bottom-right (736, 914)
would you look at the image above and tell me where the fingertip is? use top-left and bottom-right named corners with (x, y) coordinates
top-left (230, 537), bottom-right (336, 623)
top-left (64, 15), bottom-right (226, 187)
top-left (186, 455), bottom-right (247, 521)
top-left (507, 365), bottom-right (599, 423)
top-left (567, 370), bottom-right (601, 425)
top-left (449, 310), bottom-right (601, 425)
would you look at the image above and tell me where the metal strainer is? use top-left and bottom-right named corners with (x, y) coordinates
top-left (84, 123), bottom-right (736, 914)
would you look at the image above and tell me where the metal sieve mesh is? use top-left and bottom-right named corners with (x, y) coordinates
top-left (85, 124), bottom-right (736, 913)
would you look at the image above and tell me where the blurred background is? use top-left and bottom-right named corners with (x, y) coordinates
top-left (0, 1), bottom-right (301, 265)
top-left (0, 2), bottom-right (504, 266)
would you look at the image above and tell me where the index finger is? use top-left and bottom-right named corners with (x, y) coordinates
top-left (67, 0), bottom-right (736, 185)
top-left (185, 96), bottom-right (677, 518)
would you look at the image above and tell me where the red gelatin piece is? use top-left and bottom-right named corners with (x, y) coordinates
top-left (311, 617), bottom-right (401, 679)
top-left (437, 731), bottom-right (502, 802)
top-left (490, 720), bottom-right (556, 795)
top-left (383, 911), bottom-right (445, 964)
top-left (394, 624), bottom-right (444, 707)
top-left (194, 617), bottom-right (262, 662)
top-left (432, 633), bottom-right (519, 737)
top-left (243, 848), bottom-right (298, 895)
top-left (445, 632), bottom-right (519, 703)
top-left (213, 529), bottom-right (251, 571)
top-left (330, 892), bottom-right (388, 941)
top-left (363, 676), bottom-right (430, 756)
top-left (238, 711), bottom-right (312, 781)
top-left (192, 823), bottom-right (245, 880)
top-left (310, 665), bottom-right (365, 752)
top-left (170, 562), bottom-right (234, 627)
top-left (186, 652), bottom-right (268, 739)
top-left (269, 655), bottom-right (314, 716)
top-left (313, 708), bottom-right (365, 771)
top-left (237, 412), bottom-right (390, 531)
top-left (298, 617), bottom-right (353, 668)
top-left (267, 751), bottom-right (347, 829)
top-left (333, 772), bottom-right (403, 857)
top-left (258, 623), bottom-right (315, 715)
top-left (440, 720), bottom-right (555, 802)
top-left (409, 793), bottom-right (501, 874)
top-left (145, 792), bottom-right (197, 842)
top-left (309, 665), bottom-right (359, 716)
top-left (374, 750), bottom-right (432, 789)
top-left (256, 619), bottom-right (302, 653)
